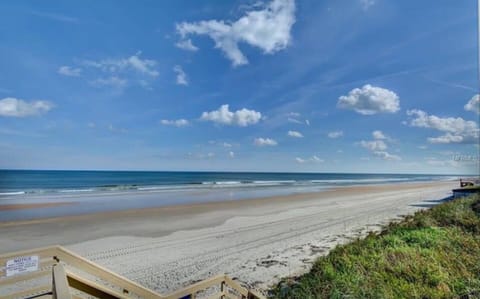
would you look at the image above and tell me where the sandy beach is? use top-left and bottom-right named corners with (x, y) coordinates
top-left (0, 181), bottom-right (456, 294)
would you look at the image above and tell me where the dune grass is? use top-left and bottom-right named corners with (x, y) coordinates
top-left (270, 194), bottom-right (480, 299)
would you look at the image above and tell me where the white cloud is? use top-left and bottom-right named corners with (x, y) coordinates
top-left (58, 66), bottom-right (82, 77)
top-left (295, 157), bottom-right (305, 163)
top-left (201, 104), bottom-right (262, 126)
top-left (418, 145), bottom-right (428, 150)
top-left (360, 140), bottom-right (387, 151)
top-left (83, 53), bottom-right (158, 77)
top-left (30, 11), bottom-right (78, 23)
top-left (359, 131), bottom-right (401, 161)
top-left (406, 109), bottom-right (479, 144)
top-left (286, 112), bottom-right (309, 125)
top-left (372, 130), bottom-right (386, 140)
top-left (360, 0), bottom-right (375, 10)
top-left (188, 152), bottom-right (216, 159)
top-left (288, 112), bottom-right (300, 117)
top-left (160, 119), bottom-right (189, 127)
top-left (173, 65), bottom-right (188, 86)
top-left (427, 134), bottom-right (464, 144)
top-left (254, 137), bottom-right (277, 146)
top-left (108, 124), bottom-right (127, 133)
top-left (175, 39), bottom-right (199, 51)
top-left (65, 53), bottom-right (158, 90)
top-left (176, 0), bottom-right (296, 66)
top-left (328, 130), bottom-right (343, 138)
top-left (337, 84), bottom-right (400, 115)
top-left (295, 155), bottom-right (324, 163)
top-left (0, 97), bottom-right (53, 117)
top-left (223, 142), bottom-right (232, 148)
top-left (287, 130), bottom-right (303, 138)
top-left (90, 76), bottom-right (127, 88)
top-left (359, 137), bottom-right (400, 161)
top-left (425, 157), bottom-right (459, 167)
top-left (464, 94), bottom-right (479, 114)
top-left (373, 151), bottom-right (401, 161)
top-left (229, 151), bottom-right (235, 158)
top-left (287, 117), bottom-right (302, 124)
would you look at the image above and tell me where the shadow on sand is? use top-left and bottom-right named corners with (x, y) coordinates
top-left (409, 195), bottom-right (454, 208)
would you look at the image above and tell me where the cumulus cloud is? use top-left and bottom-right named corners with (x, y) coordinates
top-left (372, 130), bottom-right (386, 140)
top-left (360, 140), bottom-right (387, 151)
top-left (254, 137), bottom-right (277, 146)
top-left (464, 94), bottom-right (479, 114)
top-left (359, 135), bottom-right (401, 161)
top-left (229, 151), bottom-right (235, 158)
top-left (173, 65), bottom-right (188, 86)
top-left (337, 84), bottom-right (400, 115)
top-left (287, 130), bottom-right (303, 138)
top-left (175, 39), bottom-right (199, 51)
top-left (160, 119), bottom-right (189, 127)
top-left (328, 130), bottom-right (343, 138)
top-left (373, 151), bottom-right (401, 161)
top-left (176, 0), bottom-right (296, 66)
top-left (201, 104), bottom-right (262, 126)
top-left (0, 97), bottom-right (53, 117)
top-left (58, 66), bottom-right (82, 77)
top-left (406, 109), bottom-right (479, 144)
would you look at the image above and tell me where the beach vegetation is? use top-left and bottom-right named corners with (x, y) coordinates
top-left (270, 194), bottom-right (480, 299)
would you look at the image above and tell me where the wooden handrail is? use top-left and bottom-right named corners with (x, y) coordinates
top-left (0, 245), bottom-right (266, 299)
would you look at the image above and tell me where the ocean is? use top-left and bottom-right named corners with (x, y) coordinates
top-left (0, 170), bottom-right (456, 196)
top-left (0, 170), bottom-right (458, 221)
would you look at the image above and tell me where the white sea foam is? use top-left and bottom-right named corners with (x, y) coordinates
top-left (0, 191), bottom-right (26, 196)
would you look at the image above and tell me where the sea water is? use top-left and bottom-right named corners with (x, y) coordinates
top-left (0, 170), bottom-right (458, 221)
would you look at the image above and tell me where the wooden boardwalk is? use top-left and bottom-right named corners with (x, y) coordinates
top-left (0, 246), bottom-right (265, 299)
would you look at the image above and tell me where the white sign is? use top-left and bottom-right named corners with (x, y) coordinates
top-left (6, 255), bottom-right (39, 277)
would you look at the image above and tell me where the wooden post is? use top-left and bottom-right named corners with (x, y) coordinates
top-left (220, 281), bottom-right (225, 299)
top-left (52, 263), bottom-right (73, 299)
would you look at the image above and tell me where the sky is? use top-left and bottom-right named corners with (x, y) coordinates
top-left (0, 0), bottom-right (479, 174)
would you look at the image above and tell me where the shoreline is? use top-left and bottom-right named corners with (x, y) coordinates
top-left (0, 181), bottom-right (457, 294)
top-left (0, 181), bottom-right (453, 225)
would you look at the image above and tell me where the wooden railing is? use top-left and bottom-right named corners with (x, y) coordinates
top-left (0, 246), bottom-right (265, 299)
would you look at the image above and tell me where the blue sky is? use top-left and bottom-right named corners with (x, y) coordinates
top-left (0, 0), bottom-right (478, 174)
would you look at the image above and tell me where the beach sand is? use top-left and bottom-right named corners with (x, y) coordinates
top-left (0, 181), bottom-right (456, 294)
top-left (0, 202), bottom-right (73, 211)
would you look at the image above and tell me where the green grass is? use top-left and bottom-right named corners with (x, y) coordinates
top-left (269, 194), bottom-right (480, 299)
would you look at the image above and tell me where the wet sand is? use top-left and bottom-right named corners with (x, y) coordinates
top-left (0, 202), bottom-right (73, 211)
